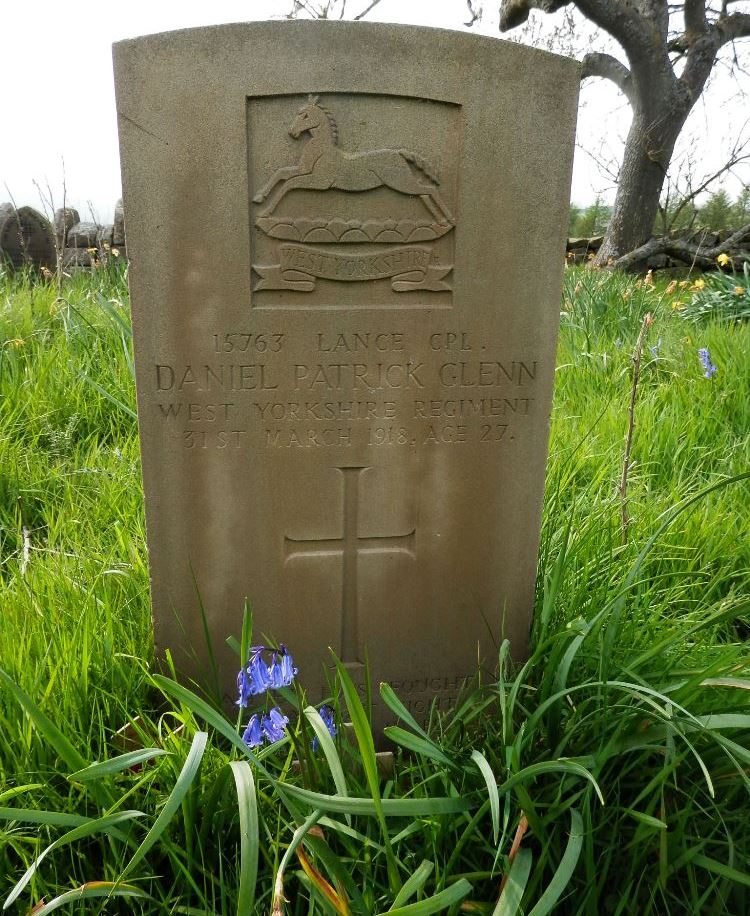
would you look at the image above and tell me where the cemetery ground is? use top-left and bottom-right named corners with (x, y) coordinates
top-left (0, 261), bottom-right (749, 915)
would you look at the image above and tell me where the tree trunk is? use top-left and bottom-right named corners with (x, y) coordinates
top-left (596, 105), bottom-right (687, 266)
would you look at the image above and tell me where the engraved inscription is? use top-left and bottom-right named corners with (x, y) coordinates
top-left (284, 467), bottom-right (416, 664)
top-left (151, 330), bottom-right (540, 450)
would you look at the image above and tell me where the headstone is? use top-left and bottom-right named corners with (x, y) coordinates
top-left (113, 198), bottom-right (126, 245)
top-left (114, 22), bottom-right (579, 726)
top-left (67, 221), bottom-right (99, 248)
top-left (0, 206), bottom-right (55, 270)
top-left (54, 207), bottom-right (80, 250)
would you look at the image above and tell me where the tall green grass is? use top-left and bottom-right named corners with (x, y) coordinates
top-left (0, 262), bottom-right (747, 914)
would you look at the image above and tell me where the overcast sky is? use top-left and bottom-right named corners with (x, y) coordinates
top-left (2, 0), bottom-right (748, 223)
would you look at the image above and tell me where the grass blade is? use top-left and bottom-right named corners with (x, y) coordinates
top-left (305, 705), bottom-right (351, 824)
top-left (120, 731), bottom-right (208, 880)
top-left (384, 727), bottom-right (453, 767)
top-left (493, 848), bottom-right (533, 916)
top-left (334, 656), bottom-right (401, 893)
top-left (4, 811), bottom-right (144, 909)
top-left (378, 879), bottom-right (472, 915)
top-left (0, 666), bottom-right (87, 772)
top-left (389, 860), bottom-right (435, 909)
top-left (379, 683), bottom-right (430, 739)
top-left (22, 882), bottom-right (148, 915)
top-left (527, 809), bottom-right (583, 916)
top-left (69, 748), bottom-right (168, 781)
top-left (229, 761), bottom-right (259, 916)
top-left (471, 750), bottom-right (500, 845)
top-left (281, 783), bottom-right (472, 817)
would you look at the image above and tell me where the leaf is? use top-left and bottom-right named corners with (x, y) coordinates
top-left (685, 853), bottom-right (750, 888)
top-left (21, 882), bottom-right (148, 915)
top-left (281, 783), bottom-right (472, 817)
top-left (229, 761), bottom-right (259, 916)
top-left (493, 848), bottom-right (533, 916)
top-left (471, 750), bottom-right (501, 845)
top-left (384, 727), bottom-right (453, 767)
top-left (527, 809), bottom-right (584, 916)
top-left (379, 683), bottom-right (430, 739)
top-left (389, 860), bottom-right (434, 909)
top-left (500, 760), bottom-right (605, 806)
top-left (0, 809), bottom-right (89, 829)
top-left (334, 657), bottom-right (400, 893)
top-left (80, 372), bottom-right (137, 420)
top-left (304, 706), bottom-right (351, 825)
top-left (4, 811), bottom-right (144, 910)
top-left (0, 667), bottom-right (87, 773)
top-left (69, 748), bottom-right (168, 781)
top-left (120, 731), bottom-right (208, 880)
top-left (378, 879), bottom-right (472, 915)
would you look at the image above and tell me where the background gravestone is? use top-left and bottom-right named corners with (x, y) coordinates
top-left (0, 205), bottom-right (55, 271)
top-left (114, 22), bottom-right (579, 725)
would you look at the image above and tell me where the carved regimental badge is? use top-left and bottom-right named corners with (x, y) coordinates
top-left (249, 95), bottom-right (458, 308)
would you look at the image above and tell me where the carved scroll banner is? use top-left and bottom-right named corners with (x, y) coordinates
top-left (255, 244), bottom-right (452, 292)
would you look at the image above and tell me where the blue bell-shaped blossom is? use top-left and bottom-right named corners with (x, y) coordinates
top-left (268, 645), bottom-right (298, 689)
top-left (262, 707), bottom-right (289, 744)
top-left (247, 646), bottom-right (273, 694)
top-left (312, 705), bottom-right (337, 751)
top-left (242, 714), bottom-right (264, 749)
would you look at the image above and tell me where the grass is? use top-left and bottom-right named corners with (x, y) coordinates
top-left (0, 261), bottom-right (748, 914)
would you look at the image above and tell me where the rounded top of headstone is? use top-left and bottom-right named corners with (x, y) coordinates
top-left (0, 206), bottom-right (55, 270)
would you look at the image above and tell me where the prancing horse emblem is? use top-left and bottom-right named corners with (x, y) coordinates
top-left (253, 95), bottom-right (455, 226)
top-left (251, 96), bottom-right (455, 294)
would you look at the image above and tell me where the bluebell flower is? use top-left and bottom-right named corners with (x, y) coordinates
top-left (698, 347), bottom-right (717, 379)
top-left (248, 646), bottom-right (273, 693)
top-left (268, 644), bottom-right (298, 689)
top-left (262, 707), bottom-right (289, 744)
top-left (320, 705), bottom-right (336, 738)
top-left (242, 714), bottom-right (263, 749)
top-left (312, 705), bottom-right (337, 751)
top-left (236, 667), bottom-right (253, 708)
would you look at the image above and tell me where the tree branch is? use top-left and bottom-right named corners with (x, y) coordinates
top-left (581, 51), bottom-right (635, 103)
top-left (718, 11), bottom-right (750, 44)
top-left (499, 0), bottom-right (652, 68)
top-left (684, 0), bottom-right (709, 38)
top-left (499, 0), bottom-right (566, 31)
top-left (612, 222), bottom-right (750, 270)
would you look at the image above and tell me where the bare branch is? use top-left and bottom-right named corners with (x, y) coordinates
top-left (612, 222), bottom-right (750, 270)
top-left (465, 0), bottom-right (482, 27)
top-left (499, 0), bottom-right (565, 31)
top-left (718, 11), bottom-right (750, 44)
top-left (500, 0), bottom-right (650, 66)
top-left (353, 0), bottom-right (382, 20)
top-left (582, 51), bottom-right (635, 102)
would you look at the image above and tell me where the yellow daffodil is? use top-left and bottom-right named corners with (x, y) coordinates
top-left (672, 300), bottom-right (685, 311)
top-left (679, 280), bottom-right (690, 289)
top-left (717, 253), bottom-right (731, 266)
top-left (691, 278), bottom-right (706, 291)
top-left (734, 286), bottom-right (745, 295)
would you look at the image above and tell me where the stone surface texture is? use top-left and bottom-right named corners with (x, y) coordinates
top-left (114, 21), bottom-right (579, 725)
top-left (67, 221), bottom-right (100, 248)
